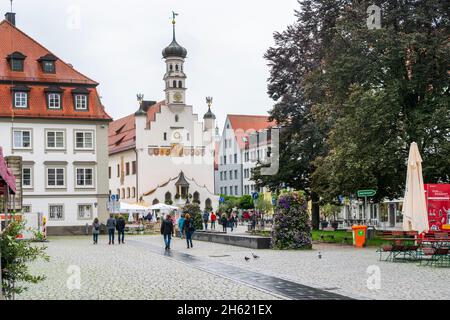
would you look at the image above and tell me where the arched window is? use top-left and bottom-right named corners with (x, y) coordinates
top-left (121, 188), bottom-right (125, 199)
top-left (175, 115), bottom-right (179, 122)
top-left (152, 199), bottom-right (159, 205)
top-left (173, 80), bottom-right (177, 88)
top-left (205, 198), bottom-right (212, 211)
top-left (165, 192), bottom-right (172, 204)
top-left (132, 187), bottom-right (136, 198)
top-left (169, 64), bottom-right (173, 71)
top-left (193, 191), bottom-right (200, 204)
top-left (117, 189), bottom-right (120, 197)
top-left (127, 188), bottom-right (130, 198)
top-left (178, 81), bottom-right (182, 88)
top-left (175, 64), bottom-right (179, 71)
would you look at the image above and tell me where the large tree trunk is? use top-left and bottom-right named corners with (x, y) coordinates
top-left (311, 192), bottom-right (320, 230)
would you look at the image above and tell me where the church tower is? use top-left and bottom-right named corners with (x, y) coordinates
top-left (162, 12), bottom-right (187, 109)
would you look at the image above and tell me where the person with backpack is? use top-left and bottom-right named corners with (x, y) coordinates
top-left (92, 218), bottom-right (100, 244)
top-left (182, 214), bottom-right (195, 249)
top-left (161, 214), bottom-right (175, 250)
top-left (221, 213), bottom-right (228, 233)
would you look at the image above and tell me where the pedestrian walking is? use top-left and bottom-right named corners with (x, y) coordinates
top-left (116, 215), bottom-right (126, 244)
top-left (221, 213), bottom-right (227, 233)
top-left (161, 214), bottom-right (175, 250)
top-left (106, 214), bottom-right (116, 245)
top-left (229, 214), bottom-right (235, 232)
top-left (178, 214), bottom-right (185, 238)
top-left (210, 212), bottom-right (217, 230)
top-left (183, 214), bottom-right (195, 249)
top-left (202, 211), bottom-right (209, 230)
top-left (92, 218), bottom-right (100, 244)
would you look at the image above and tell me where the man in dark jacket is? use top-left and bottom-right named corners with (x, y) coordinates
top-left (202, 211), bottom-right (209, 230)
top-left (116, 215), bottom-right (126, 244)
top-left (106, 214), bottom-right (116, 245)
top-left (161, 214), bottom-right (174, 250)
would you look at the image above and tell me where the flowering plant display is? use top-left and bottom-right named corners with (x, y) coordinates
top-left (271, 191), bottom-right (312, 250)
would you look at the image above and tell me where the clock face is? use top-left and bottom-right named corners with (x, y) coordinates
top-left (173, 92), bottom-right (182, 103)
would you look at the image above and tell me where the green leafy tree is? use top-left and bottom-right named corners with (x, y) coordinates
top-left (310, 0), bottom-right (450, 201)
top-left (1, 221), bottom-right (49, 300)
top-left (182, 204), bottom-right (203, 230)
top-left (239, 195), bottom-right (254, 210)
top-left (254, 0), bottom-right (345, 230)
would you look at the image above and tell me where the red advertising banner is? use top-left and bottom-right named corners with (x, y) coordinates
top-left (425, 184), bottom-right (450, 232)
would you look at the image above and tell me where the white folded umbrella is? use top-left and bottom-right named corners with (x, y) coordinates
top-left (402, 142), bottom-right (429, 233)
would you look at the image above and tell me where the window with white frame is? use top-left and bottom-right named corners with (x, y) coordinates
top-left (22, 167), bottom-right (32, 188)
top-left (78, 204), bottom-right (93, 220)
top-left (47, 167), bottom-right (65, 187)
top-left (48, 93), bottom-right (61, 109)
top-left (14, 92), bottom-right (28, 108)
top-left (13, 129), bottom-right (31, 149)
top-left (76, 168), bottom-right (94, 187)
top-left (74, 94), bottom-right (88, 110)
top-left (49, 204), bottom-right (64, 221)
top-left (75, 131), bottom-right (94, 150)
top-left (46, 131), bottom-right (65, 149)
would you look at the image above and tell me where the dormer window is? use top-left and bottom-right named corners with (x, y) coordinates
top-left (7, 51), bottom-right (26, 72)
top-left (11, 85), bottom-right (30, 109)
top-left (71, 88), bottom-right (90, 111)
top-left (45, 86), bottom-right (63, 110)
top-left (38, 54), bottom-right (57, 74)
top-left (75, 95), bottom-right (88, 110)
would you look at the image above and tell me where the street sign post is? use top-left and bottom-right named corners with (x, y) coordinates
top-left (357, 190), bottom-right (377, 197)
top-left (356, 190), bottom-right (377, 223)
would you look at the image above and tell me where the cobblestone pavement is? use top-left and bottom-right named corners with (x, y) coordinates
top-left (16, 236), bottom-right (279, 300)
top-left (133, 235), bottom-right (450, 300)
top-left (17, 234), bottom-right (450, 300)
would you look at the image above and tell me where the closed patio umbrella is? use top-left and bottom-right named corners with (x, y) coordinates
top-left (402, 142), bottom-right (429, 233)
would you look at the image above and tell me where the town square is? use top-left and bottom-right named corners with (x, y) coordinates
top-left (0, 0), bottom-right (449, 306)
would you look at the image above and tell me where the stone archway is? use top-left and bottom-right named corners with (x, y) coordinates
top-left (152, 199), bottom-right (159, 205)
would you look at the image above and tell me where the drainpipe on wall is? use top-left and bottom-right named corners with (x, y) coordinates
top-left (134, 148), bottom-right (139, 203)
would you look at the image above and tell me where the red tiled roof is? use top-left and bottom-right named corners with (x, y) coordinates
top-left (227, 114), bottom-right (276, 149)
top-left (108, 114), bottom-right (136, 155)
top-left (108, 101), bottom-right (164, 155)
top-left (0, 19), bottom-right (111, 121)
top-left (0, 20), bottom-right (97, 84)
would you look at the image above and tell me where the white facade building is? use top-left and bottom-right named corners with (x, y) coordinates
top-left (0, 15), bottom-right (111, 235)
top-left (216, 115), bottom-right (276, 196)
top-left (109, 18), bottom-right (218, 211)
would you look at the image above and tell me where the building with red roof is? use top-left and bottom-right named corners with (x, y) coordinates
top-left (216, 114), bottom-right (278, 196)
top-left (0, 12), bottom-right (111, 235)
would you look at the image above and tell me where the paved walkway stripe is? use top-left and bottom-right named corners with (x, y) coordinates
top-left (128, 240), bottom-right (353, 300)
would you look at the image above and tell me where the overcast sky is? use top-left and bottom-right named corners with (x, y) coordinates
top-left (2, 0), bottom-right (299, 128)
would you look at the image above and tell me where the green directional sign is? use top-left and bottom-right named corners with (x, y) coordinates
top-left (357, 189), bottom-right (377, 197)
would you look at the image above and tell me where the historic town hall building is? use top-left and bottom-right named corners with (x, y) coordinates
top-left (108, 17), bottom-right (218, 211)
top-left (0, 13), bottom-right (111, 234)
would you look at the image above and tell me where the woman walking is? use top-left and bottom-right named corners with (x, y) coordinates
top-left (182, 214), bottom-right (195, 249)
top-left (92, 218), bottom-right (100, 244)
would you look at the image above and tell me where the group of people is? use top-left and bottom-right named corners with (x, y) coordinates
top-left (91, 209), bottom-right (258, 248)
top-left (92, 214), bottom-right (127, 245)
top-left (161, 213), bottom-right (196, 250)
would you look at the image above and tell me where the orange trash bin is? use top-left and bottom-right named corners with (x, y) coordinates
top-left (352, 225), bottom-right (368, 248)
